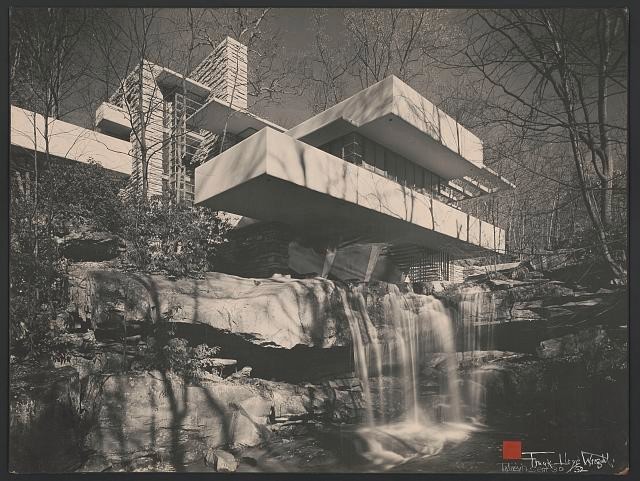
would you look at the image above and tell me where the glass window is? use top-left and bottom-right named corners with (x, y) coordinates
top-left (416, 166), bottom-right (425, 191)
top-left (425, 170), bottom-right (434, 193)
top-left (329, 139), bottom-right (341, 158)
top-left (406, 162), bottom-right (415, 188)
top-left (373, 141), bottom-right (384, 173)
top-left (343, 132), bottom-right (363, 165)
top-left (385, 149), bottom-right (396, 181)
top-left (397, 156), bottom-right (406, 185)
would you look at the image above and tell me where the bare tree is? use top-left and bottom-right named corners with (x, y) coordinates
top-left (303, 10), bottom-right (352, 114)
top-left (92, 8), bottom-right (171, 201)
top-left (345, 9), bottom-right (440, 88)
top-left (9, 8), bottom-right (96, 341)
top-left (457, 9), bottom-right (627, 280)
top-left (10, 8), bottom-right (93, 260)
top-left (303, 8), bottom-right (456, 111)
top-left (192, 8), bottom-right (300, 148)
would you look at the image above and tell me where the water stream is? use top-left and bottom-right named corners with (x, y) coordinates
top-left (343, 284), bottom-right (495, 469)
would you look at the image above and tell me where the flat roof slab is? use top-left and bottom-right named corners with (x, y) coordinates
top-left (188, 96), bottom-right (285, 137)
top-left (286, 76), bottom-right (514, 192)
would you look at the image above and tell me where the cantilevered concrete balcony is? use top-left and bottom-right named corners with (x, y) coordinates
top-left (95, 102), bottom-right (131, 140)
top-left (195, 128), bottom-right (505, 257)
top-left (187, 95), bottom-right (285, 139)
top-left (11, 106), bottom-right (132, 175)
top-left (287, 75), bottom-right (514, 196)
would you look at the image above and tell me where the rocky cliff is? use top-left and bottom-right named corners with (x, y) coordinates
top-left (68, 263), bottom-right (355, 350)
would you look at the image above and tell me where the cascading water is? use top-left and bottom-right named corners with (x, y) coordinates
top-left (339, 289), bottom-right (382, 425)
top-left (341, 284), bottom-right (479, 469)
top-left (457, 285), bottom-right (496, 354)
top-left (457, 285), bottom-right (497, 423)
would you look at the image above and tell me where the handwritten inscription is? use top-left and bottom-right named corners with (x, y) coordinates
top-left (499, 450), bottom-right (614, 473)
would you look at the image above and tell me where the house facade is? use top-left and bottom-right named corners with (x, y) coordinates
top-left (10, 36), bottom-right (514, 284)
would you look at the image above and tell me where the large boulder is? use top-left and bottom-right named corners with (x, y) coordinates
top-left (205, 449), bottom-right (237, 472)
top-left (68, 266), bottom-right (356, 349)
top-left (537, 327), bottom-right (610, 359)
top-left (85, 371), bottom-right (273, 467)
top-left (84, 371), bottom-right (364, 471)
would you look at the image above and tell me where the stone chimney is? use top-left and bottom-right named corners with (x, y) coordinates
top-left (192, 36), bottom-right (248, 110)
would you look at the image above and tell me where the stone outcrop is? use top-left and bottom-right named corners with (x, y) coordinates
top-left (68, 265), bottom-right (355, 349)
top-left (205, 449), bottom-right (238, 472)
top-left (86, 371), bottom-right (275, 466)
top-left (11, 262), bottom-right (628, 473)
top-left (537, 327), bottom-right (611, 359)
top-left (436, 275), bottom-right (627, 353)
top-left (84, 371), bottom-right (364, 471)
top-left (459, 334), bottom-right (627, 454)
top-left (10, 361), bottom-right (367, 473)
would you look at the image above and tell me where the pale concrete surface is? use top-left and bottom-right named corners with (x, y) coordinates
top-left (195, 128), bottom-right (505, 256)
top-left (95, 102), bottom-right (131, 138)
top-left (188, 95), bottom-right (285, 136)
top-left (11, 105), bottom-right (132, 175)
top-left (288, 77), bottom-right (480, 170)
top-left (286, 76), bottom-right (514, 192)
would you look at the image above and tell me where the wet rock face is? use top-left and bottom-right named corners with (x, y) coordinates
top-left (68, 266), bottom-right (355, 350)
top-left (319, 377), bottom-right (365, 422)
top-left (434, 276), bottom-right (627, 353)
top-left (10, 366), bottom-right (82, 473)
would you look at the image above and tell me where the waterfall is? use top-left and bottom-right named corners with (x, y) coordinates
top-left (342, 284), bottom-right (476, 468)
top-left (458, 285), bottom-right (496, 353)
top-left (457, 285), bottom-right (496, 423)
top-left (339, 289), bottom-right (382, 426)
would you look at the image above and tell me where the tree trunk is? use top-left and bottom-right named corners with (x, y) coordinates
top-left (547, 192), bottom-right (558, 250)
top-left (597, 10), bottom-right (614, 228)
top-left (138, 61), bottom-right (148, 201)
top-left (567, 128), bottom-right (624, 281)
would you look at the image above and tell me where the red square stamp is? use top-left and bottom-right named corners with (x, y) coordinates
top-left (503, 440), bottom-right (522, 460)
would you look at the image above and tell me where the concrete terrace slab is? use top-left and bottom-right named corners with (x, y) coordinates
top-left (286, 76), bottom-right (513, 191)
top-left (195, 128), bottom-right (505, 257)
top-left (11, 106), bottom-right (132, 175)
top-left (187, 95), bottom-right (285, 138)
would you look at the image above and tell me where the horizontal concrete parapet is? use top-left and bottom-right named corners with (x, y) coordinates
top-left (195, 128), bottom-right (505, 256)
top-left (11, 106), bottom-right (132, 175)
top-left (287, 76), bottom-right (486, 175)
top-left (95, 102), bottom-right (131, 139)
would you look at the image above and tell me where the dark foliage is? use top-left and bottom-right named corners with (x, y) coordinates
top-left (120, 193), bottom-right (229, 277)
top-left (10, 161), bottom-right (228, 359)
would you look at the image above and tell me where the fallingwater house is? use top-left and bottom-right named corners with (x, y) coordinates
top-left (10, 36), bottom-right (515, 284)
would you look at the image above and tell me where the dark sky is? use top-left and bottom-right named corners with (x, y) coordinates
top-left (253, 8), bottom-right (349, 127)
top-left (58, 8), bottom-right (469, 130)
top-left (44, 6), bottom-right (626, 152)
top-left (63, 8), bottom-right (357, 130)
